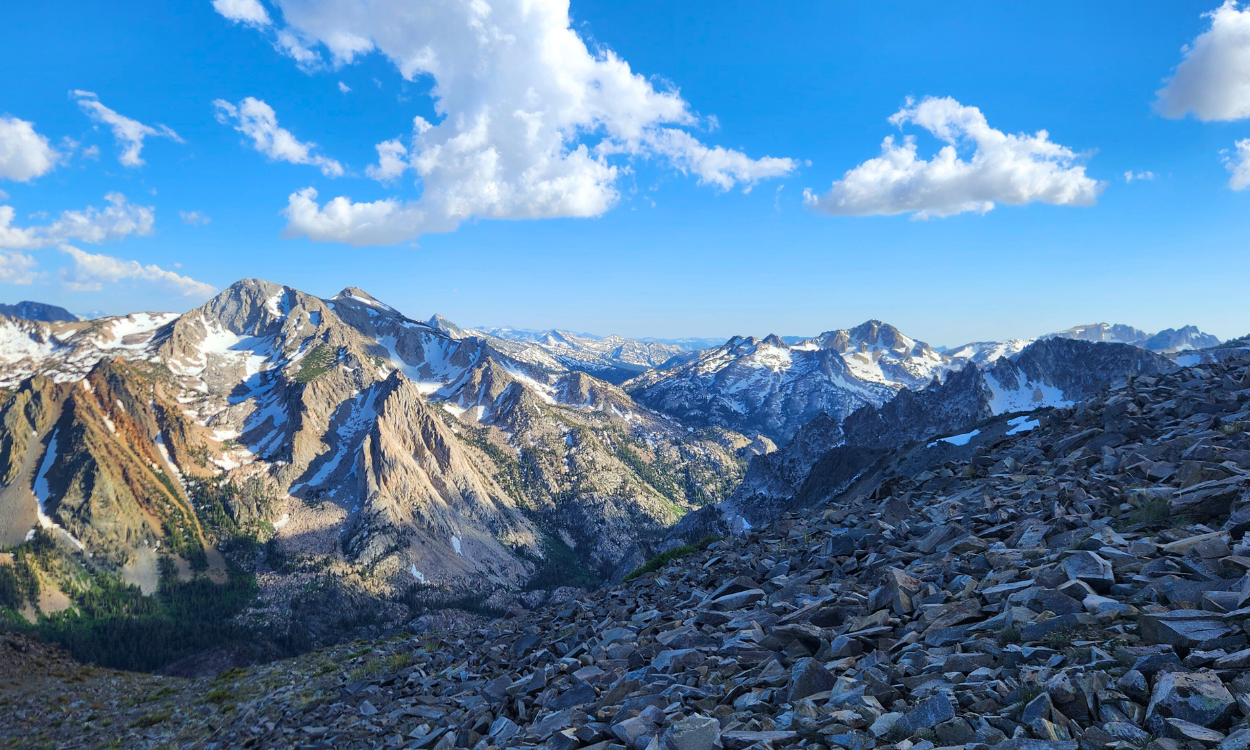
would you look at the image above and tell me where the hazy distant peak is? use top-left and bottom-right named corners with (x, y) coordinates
top-left (0, 301), bottom-right (79, 323)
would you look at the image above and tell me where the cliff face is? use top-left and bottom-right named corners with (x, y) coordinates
top-left (0, 279), bottom-right (748, 642)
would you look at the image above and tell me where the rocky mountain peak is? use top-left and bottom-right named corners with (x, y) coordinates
top-left (426, 313), bottom-right (467, 338)
top-left (1144, 325), bottom-right (1222, 353)
top-left (0, 301), bottom-right (78, 323)
top-left (332, 286), bottom-right (399, 314)
top-left (1048, 322), bottom-right (1150, 345)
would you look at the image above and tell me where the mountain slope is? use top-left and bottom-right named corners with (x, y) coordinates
top-left (626, 322), bottom-right (949, 443)
top-left (0, 301), bottom-right (78, 323)
top-left (0, 279), bottom-right (749, 655)
top-left (16, 345), bottom-right (1250, 750)
top-left (703, 338), bottom-right (1178, 532)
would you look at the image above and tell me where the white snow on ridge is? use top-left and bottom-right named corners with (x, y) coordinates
top-left (985, 373), bottom-right (1073, 415)
top-left (945, 339), bottom-right (1033, 367)
top-left (1006, 415), bottom-right (1040, 435)
top-left (0, 312), bottom-right (178, 387)
top-left (929, 429), bottom-right (980, 447)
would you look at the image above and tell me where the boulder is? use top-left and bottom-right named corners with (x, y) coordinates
top-left (1146, 671), bottom-right (1237, 733)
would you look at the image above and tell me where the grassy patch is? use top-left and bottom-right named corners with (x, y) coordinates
top-left (996, 626), bottom-right (1022, 645)
top-left (623, 535), bottom-right (719, 582)
top-left (1126, 495), bottom-right (1171, 527)
top-left (128, 712), bottom-right (171, 729)
top-left (296, 344), bottom-right (338, 384)
top-left (213, 667), bottom-right (247, 683)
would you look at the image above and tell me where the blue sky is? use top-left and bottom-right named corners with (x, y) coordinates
top-left (0, 0), bottom-right (1247, 346)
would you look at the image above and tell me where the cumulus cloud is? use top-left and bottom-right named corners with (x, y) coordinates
top-left (179, 210), bottom-right (211, 226)
top-left (58, 245), bottom-right (214, 297)
top-left (214, 97), bottom-right (344, 177)
top-left (72, 91), bottom-right (183, 167)
top-left (804, 96), bottom-right (1102, 218)
top-left (0, 193), bottom-right (155, 250)
top-left (282, 188), bottom-right (421, 246)
top-left (0, 116), bottom-right (61, 182)
top-left (1156, 2), bottom-right (1250, 122)
top-left (231, 0), bottom-right (793, 244)
top-left (0, 252), bottom-right (37, 285)
top-left (212, 0), bottom-right (271, 26)
top-left (1157, 3), bottom-right (1250, 190)
top-left (1229, 139), bottom-right (1250, 190)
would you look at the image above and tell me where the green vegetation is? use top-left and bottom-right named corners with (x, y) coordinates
top-left (623, 535), bottom-right (719, 581)
top-left (996, 626), bottom-right (1022, 645)
top-left (296, 344), bottom-right (338, 384)
top-left (458, 424), bottom-right (531, 507)
top-left (35, 560), bottom-right (259, 672)
top-left (523, 535), bottom-right (600, 592)
top-left (613, 439), bottom-right (684, 505)
top-left (186, 476), bottom-right (277, 543)
top-left (1124, 495), bottom-right (1171, 528)
top-left (0, 532), bottom-right (262, 673)
top-left (128, 712), bottom-right (171, 729)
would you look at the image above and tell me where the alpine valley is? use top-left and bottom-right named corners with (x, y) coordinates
top-left (0, 280), bottom-right (1236, 676)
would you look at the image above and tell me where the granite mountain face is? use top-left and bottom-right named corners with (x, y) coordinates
top-left (627, 320), bottom-right (1223, 445)
top-left (694, 338), bottom-right (1180, 535)
top-left (0, 283), bottom-right (1237, 666)
top-left (0, 279), bottom-right (748, 647)
top-left (10, 314), bottom-right (1250, 750)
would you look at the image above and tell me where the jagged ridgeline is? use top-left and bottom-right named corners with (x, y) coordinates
top-left (0, 279), bottom-right (748, 669)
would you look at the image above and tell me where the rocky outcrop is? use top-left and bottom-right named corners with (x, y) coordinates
top-left (17, 351), bottom-right (1250, 750)
top-left (627, 334), bottom-right (897, 443)
top-left (348, 373), bottom-right (538, 589)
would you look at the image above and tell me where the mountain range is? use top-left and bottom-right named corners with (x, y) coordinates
top-left (0, 282), bottom-right (1239, 660)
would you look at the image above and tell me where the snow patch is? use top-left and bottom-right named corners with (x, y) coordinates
top-left (1006, 416), bottom-right (1040, 435)
top-left (985, 373), bottom-right (1073, 415)
top-left (929, 429), bottom-right (980, 447)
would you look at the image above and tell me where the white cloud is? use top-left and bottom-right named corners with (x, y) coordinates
top-left (72, 90), bottom-right (183, 168)
top-left (364, 138), bottom-right (408, 184)
top-left (643, 128), bottom-right (794, 192)
top-left (240, 0), bottom-right (792, 244)
top-left (1228, 139), bottom-right (1250, 189)
top-left (1124, 170), bottom-right (1156, 183)
top-left (179, 210), bottom-right (211, 226)
top-left (81, 144), bottom-right (99, 161)
top-left (0, 193), bottom-right (155, 250)
top-left (212, 0), bottom-right (271, 26)
top-left (214, 97), bottom-right (344, 177)
top-left (0, 116), bottom-right (61, 182)
top-left (0, 252), bottom-right (37, 285)
top-left (1156, 1), bottom-right (1250, 122)
top-left (338, 81), bottom-right (351, 93)
top-left (58, 245), bottom-right (214, 297)
top-left (804, 96), bottom-right (1102, 218)
top-left (282, 188), bottom-right (421, 246)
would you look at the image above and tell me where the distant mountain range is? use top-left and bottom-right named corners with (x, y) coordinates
top-left (1046, 322), bottom-right (1221, 352)
top-left (0, 301), bottom-right (78, 323)
top-left (0, 280), bottom-right (750, 648)
top-left (0, 287), bottom-right (1237, 653)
